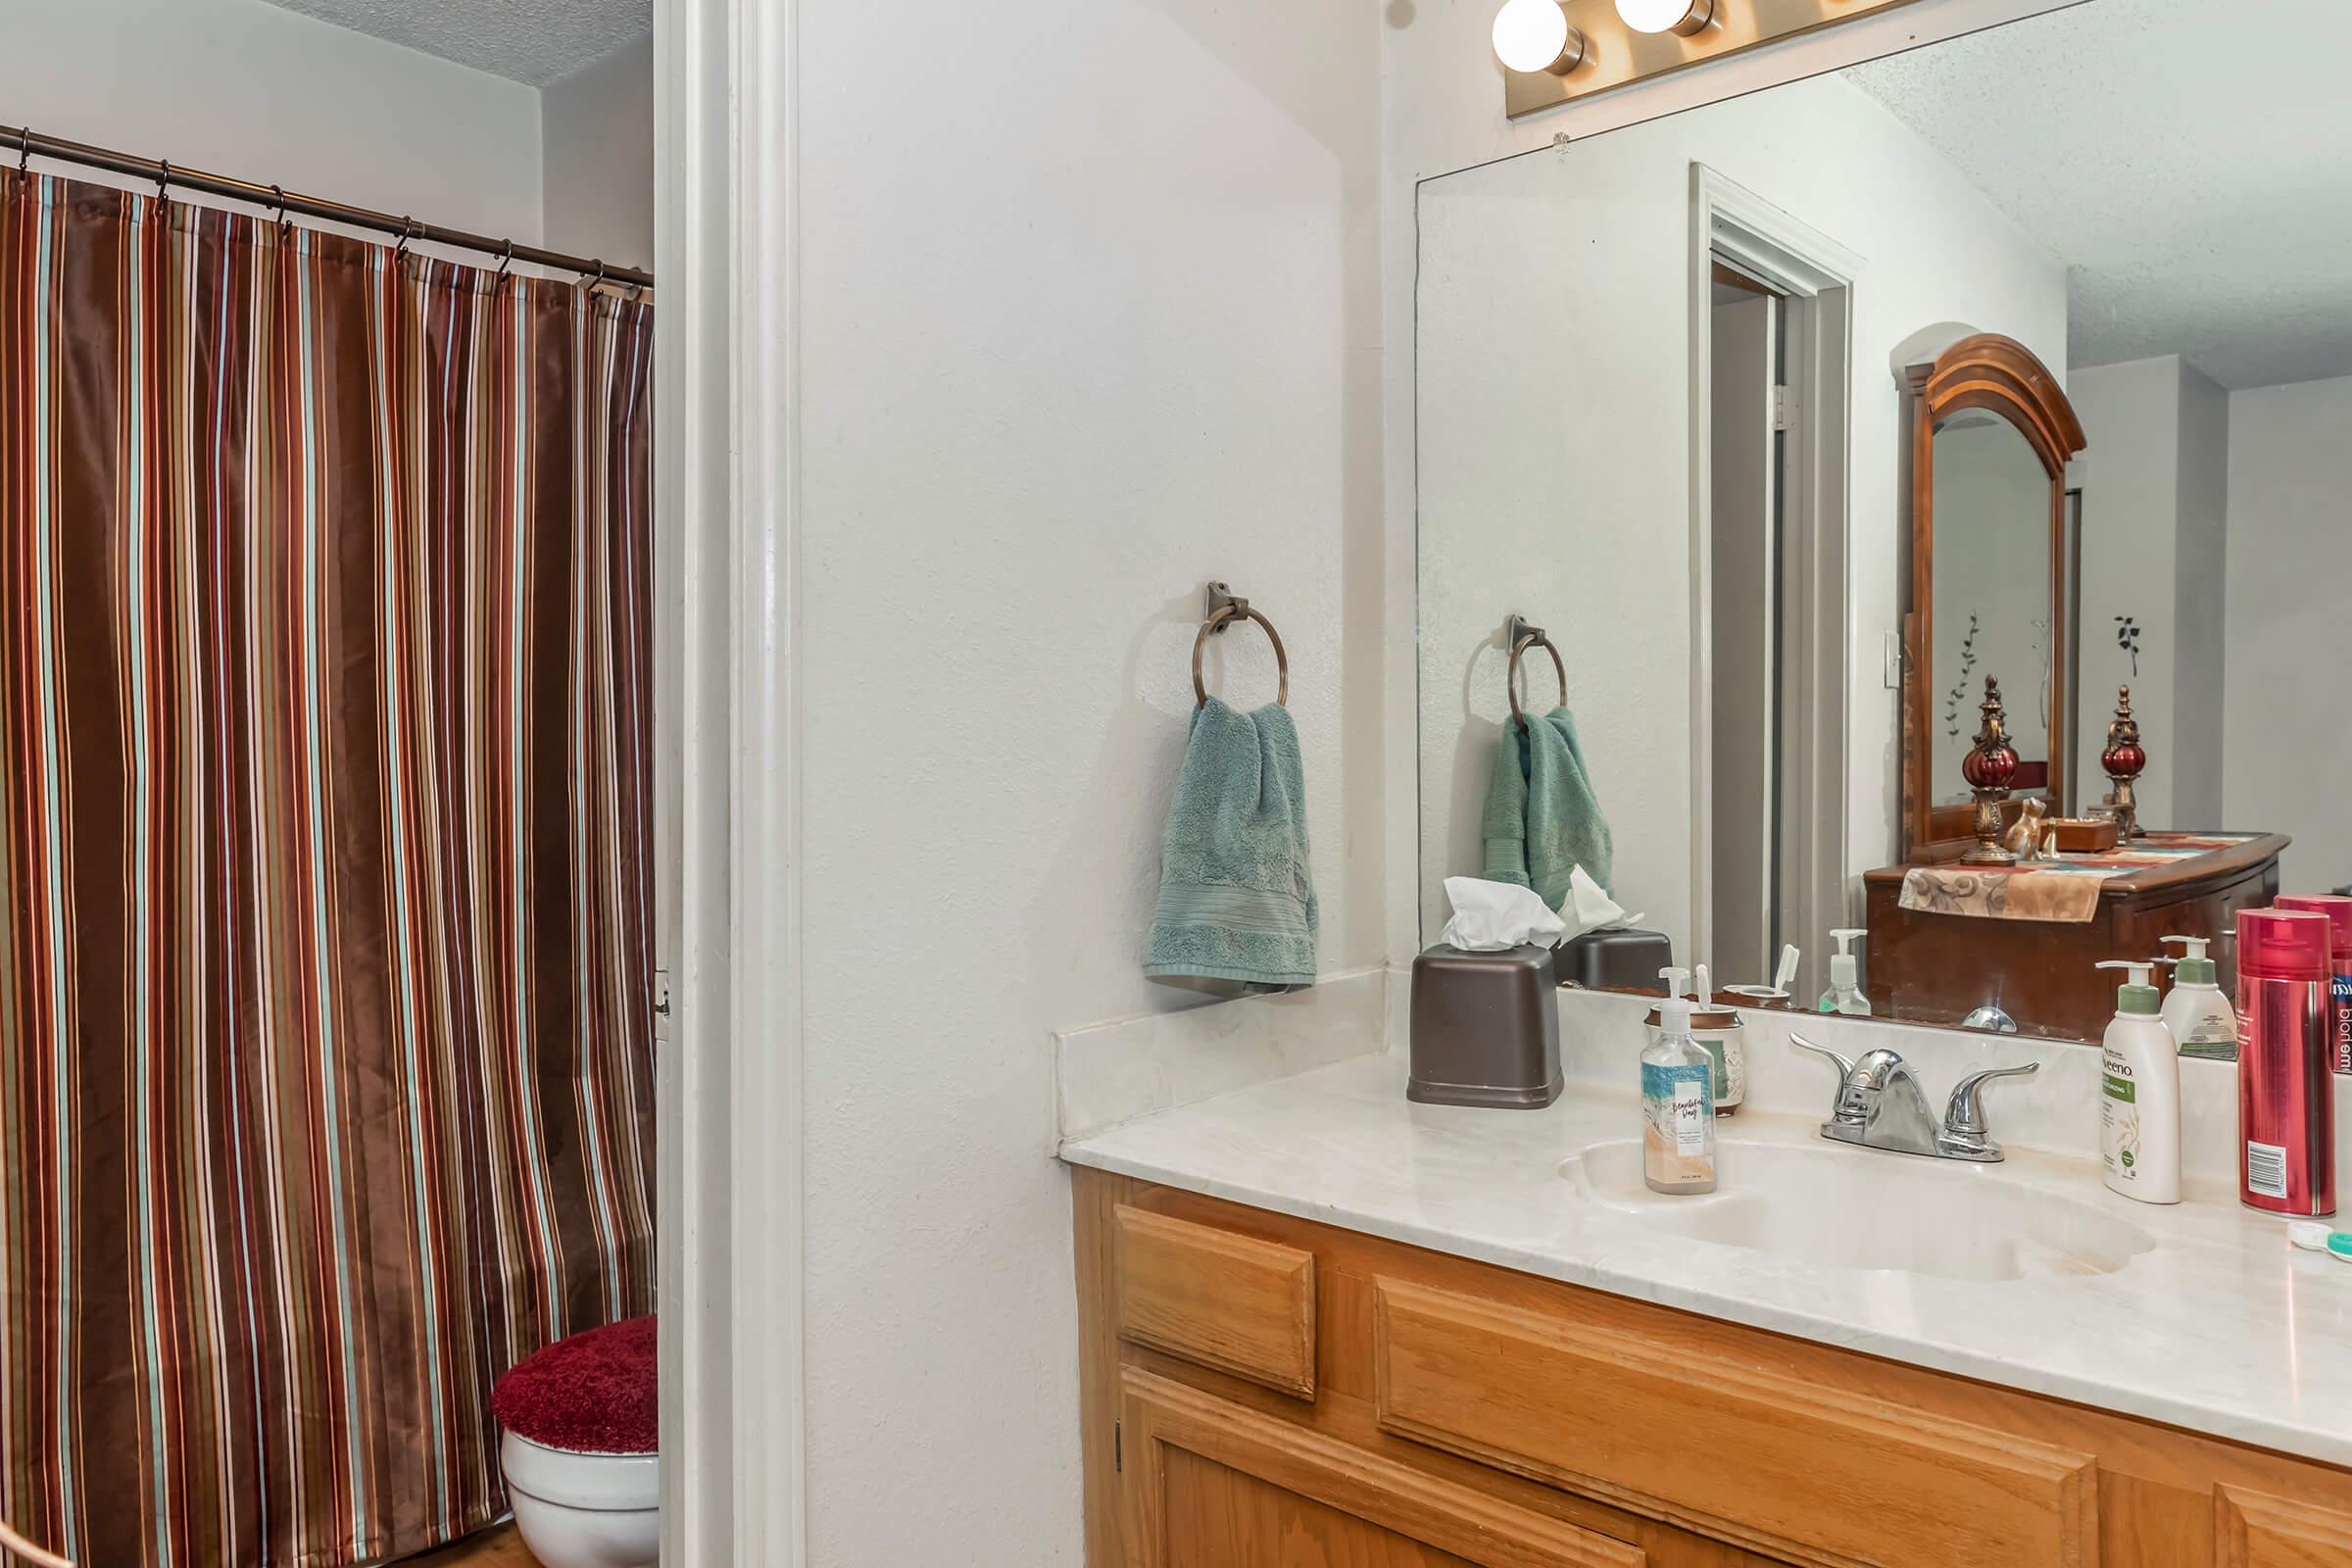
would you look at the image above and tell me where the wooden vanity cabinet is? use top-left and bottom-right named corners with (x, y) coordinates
top-left (1072, 1167), bottom-right (2352, 1568)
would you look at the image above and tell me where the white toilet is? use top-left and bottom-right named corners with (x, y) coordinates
top-left (502, 1430), bottom-right (658, 1568)
top-left (491, 1313), bottom-right (660, 1568)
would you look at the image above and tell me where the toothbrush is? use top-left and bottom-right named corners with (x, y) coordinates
top-left (1774, 945), bottom-right (1799, 994)
top-left (1695, 963), bottom-right (1714, 1011)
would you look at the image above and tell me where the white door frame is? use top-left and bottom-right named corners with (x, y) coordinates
top-left (655, 0), bottom-right (808, 1559)
top-left (1687, 165), bottom-right (1860, 995)
top-left (1706, 288), bottom-right (1781, 983)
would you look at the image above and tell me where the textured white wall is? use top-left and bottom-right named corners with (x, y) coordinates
top-left (2070, 355), bottom-right (2231, 829)
top-left (5, 0), bottom-right (543, 243)
top-left (2225, 374), bottom-right (2352, 893)
top-left (793, 0), bottom-right (1384, 1558)
top-left (2174, 365), bottom-right (2231, 825)
top-left (2070, 359), bottom-right (2180, 822)
top-left (1413, 74), bottom-right (2068, 954)
top-left (541, 37), bottom-right (654, 272)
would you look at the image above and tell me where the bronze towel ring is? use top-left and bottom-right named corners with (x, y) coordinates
top-left (1192, 585), bottom-right (1290, 709)
top-left (0, 1516), bottom-right (72, 1568)
top-left (1507, 616), bottom-right (1566, 723)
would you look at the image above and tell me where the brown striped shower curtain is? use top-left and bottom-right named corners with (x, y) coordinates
top-left (0, 173), bottom-right (656, 1568)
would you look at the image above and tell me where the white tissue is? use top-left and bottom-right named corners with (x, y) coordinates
top-left (1439, 877), bottom-right (1566, 953)
top-left (1440, 869), bottom-right (1642, 953)
top-left (1561, 864), bottom-right (1641, 941)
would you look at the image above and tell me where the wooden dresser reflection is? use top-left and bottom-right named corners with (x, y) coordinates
top-left (1861, 832), bottom-right (2289, 1042)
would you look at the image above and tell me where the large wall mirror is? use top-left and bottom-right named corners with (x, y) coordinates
top-left (1416, 0), bottom-right (2347, 1046)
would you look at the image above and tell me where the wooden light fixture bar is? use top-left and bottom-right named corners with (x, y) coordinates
top-left (1503, 0), bottom-right (1930, 119)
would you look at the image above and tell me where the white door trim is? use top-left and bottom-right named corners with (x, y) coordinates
top-left (656, 0), bottom-right (808, 1559)
top-left (1687, 164), bottom-right (1860, 991)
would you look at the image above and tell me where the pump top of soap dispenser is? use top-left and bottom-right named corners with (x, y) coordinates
top-left (2160, 936), bottom-right (2219, 986)
top-left (1828, 929), bottom-right (1865, 991)
top-left (2097, 959), bottom-right (2162, 1014)
top-left (1658, 965), bottom-right (1690, 1001)
top-left (1658, 996), bottom-right (1693, 1036)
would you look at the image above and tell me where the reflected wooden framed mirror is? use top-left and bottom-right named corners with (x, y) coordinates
top-left (1899, 333), bottom-right (2087, 860)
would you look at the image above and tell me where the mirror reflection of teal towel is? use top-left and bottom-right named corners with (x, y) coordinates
top-left (1145, 698), bottom-right (1318, 994)
top-left (1482, 706), bottom-right (1612, 912)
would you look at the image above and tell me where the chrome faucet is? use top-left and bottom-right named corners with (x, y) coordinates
top-left (1791, 1036), bottom-right (2038, 1163)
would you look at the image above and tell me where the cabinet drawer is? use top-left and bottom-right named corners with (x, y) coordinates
top-left (1114, 1205), bottom-right (1316, 1397)
top-left (1122, 1369), bottom-right (1644, 1568)
top-left (1372, 1278), bottom-right (2097, 1567)
top-left (2218, 1486), bottom-right (2352, 1567)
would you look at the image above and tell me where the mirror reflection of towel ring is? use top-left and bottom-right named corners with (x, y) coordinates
top-left (1192, 605), bottom-right (1290, 709)
top-left (1508, 633), bottom-right (1566, 723)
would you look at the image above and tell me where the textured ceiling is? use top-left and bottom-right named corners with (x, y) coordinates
top-left (1847, 0), bottom-right (2351, 390)
top-left (260, 0), bottom-right (650, 87)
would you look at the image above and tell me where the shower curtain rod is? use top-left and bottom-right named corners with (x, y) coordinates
top-left (6, 123), bottom-right (655, 290)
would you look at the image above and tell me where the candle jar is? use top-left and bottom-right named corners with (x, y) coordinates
top-left (1646, 1000), bottom-right (1745, 1115)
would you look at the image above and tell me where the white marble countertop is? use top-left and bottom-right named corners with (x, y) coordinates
top-left (1059, 1051), bottom-right (2352, 1467)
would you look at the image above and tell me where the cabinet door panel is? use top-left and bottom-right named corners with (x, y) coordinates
top-left (2218, 1486), bottom-right (2352, 1567)
top-left (1122, 1368), bottom-right (1644, 1568)
top-left (1163, 1448), bottom-right (1480, 1568)
top-left (1372, 1277), bottom-right (2096, 1568)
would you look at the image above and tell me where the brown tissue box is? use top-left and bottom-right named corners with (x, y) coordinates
top-left (1555, 927), bottom-right (1674, 992)
top-left (1407, 944), bottom-right (1561, 1109)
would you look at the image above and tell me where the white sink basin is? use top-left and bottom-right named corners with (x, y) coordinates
top-left (1560, 1138), bottom-right (2155, 1283)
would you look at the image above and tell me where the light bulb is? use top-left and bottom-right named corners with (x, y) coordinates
top-left (1492, 0), bottom-right (1585, 74)
top-left (1615, 0), bottom-right (1715, 34)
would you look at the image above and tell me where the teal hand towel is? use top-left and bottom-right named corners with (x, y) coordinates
top-left (1145, 698), bottom-right (1318, 993)
top-left (1482, 706), bottom-right (1613, 912)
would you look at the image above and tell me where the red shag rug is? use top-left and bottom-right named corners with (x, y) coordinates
top-left (492, 1314), bottom-right (658, 1454)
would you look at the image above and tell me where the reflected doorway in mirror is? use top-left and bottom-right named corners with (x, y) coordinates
top-left (1693, 168), bottom-right (1862, 1004)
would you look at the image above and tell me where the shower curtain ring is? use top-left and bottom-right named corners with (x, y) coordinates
top-left (497, 239), bottom-right (514, 281)
top-left (154, 159), bottom-right (171, 204)
top-left (270, 184), bottom-right (289, 238)
top-left (15, 128), bottom-right (29, 177)
top-left (588, 259), bottom-right (607, 293)
top-left (395, 217), bottom-right (417, 264)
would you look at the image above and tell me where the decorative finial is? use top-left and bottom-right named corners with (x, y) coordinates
top-left (1973, 675), bottom-right (2011, 755)
top-left (2102, 683), bottom-right (2148, 840)
top-left (1960, 675), bottom-right (2021, 866)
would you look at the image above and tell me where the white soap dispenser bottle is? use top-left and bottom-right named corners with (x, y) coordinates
top-left (1817, 929), bottom-right (1872, 1015)
top-left (2158, 935), bottom-right (2238, 1061)
top-left (2096, 959), bottom-right (2180, 1204)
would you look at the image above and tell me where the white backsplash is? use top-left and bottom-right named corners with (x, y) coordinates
top-left (1556, 986), bottom-right (2352, 1200)
top-left (1053, 965), bottom-right (1398, 1145)
top-left (1052, 968), bottom-right (2351, 1203)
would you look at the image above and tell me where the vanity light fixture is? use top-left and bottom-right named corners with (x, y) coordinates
top-left (1492, 0), bottom-right (1590, 75)
top-left (1615, 0), bottom-right (1716, 34)
top-left (1497, 0), bottom-right (1927, 119)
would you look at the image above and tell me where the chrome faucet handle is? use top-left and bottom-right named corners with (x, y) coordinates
top-left (1789, 1033), bottom-right (1856, 1079)
top-left (1943, 1061), bottom-right (2039, 1139)
top-left (1791, 1034), bottom-right (1867, 1129)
